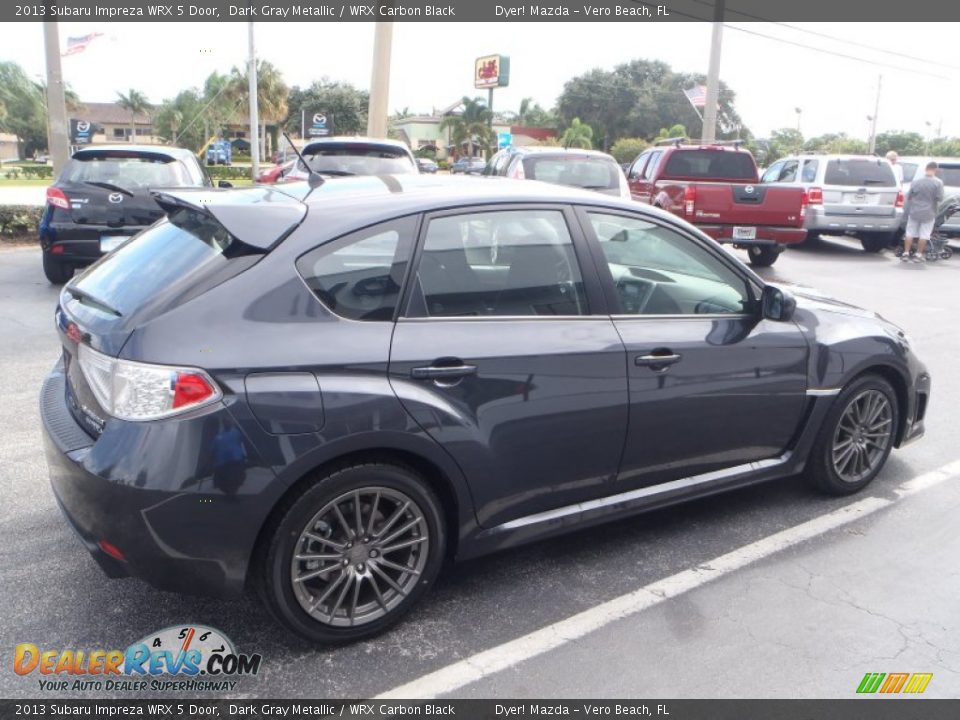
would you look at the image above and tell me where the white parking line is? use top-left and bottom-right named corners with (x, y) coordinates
top-left (377, 459), bottom-right (960, 699)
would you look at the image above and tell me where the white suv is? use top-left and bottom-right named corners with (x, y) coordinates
top-left (760, 154), bottom-right (903, 252)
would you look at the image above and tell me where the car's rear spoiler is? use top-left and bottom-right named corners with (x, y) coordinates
top-left (151, 187), bottom-right (307, 251)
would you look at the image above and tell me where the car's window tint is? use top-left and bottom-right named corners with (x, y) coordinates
top-left (413, 209), bottom-right (587, 317)
top-left (301, 144), bottom-right (416, 176)
top-left (643, 151), bottom-right (662, 180)
top-left (522, 156), bottom-right (619, 190)
top-left (296, 217), bottom-right (417, 321)
top-left (824, 159), bottom-right (896, 186)
top-left (64, 155), bottom-right (193, 189)
top-left (588, 213), bottom-right (750, 316)
top-left (663, 150), bottom-right (756, 180)
top-left (777, 160), bottom-right (799, 182)
top-left (760, 161), bottom-right (783, 184)
top-left (801, 159), bottom-right (819, 183)
top-left (937, 165), bottom-right (960, 186)
top-left (630, 153), bottom-right (649, 178)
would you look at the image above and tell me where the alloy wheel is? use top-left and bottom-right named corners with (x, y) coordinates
top-left (831, 389), bottom-right (893, 483)
top-left (290, 487), bottom-right (430, 627)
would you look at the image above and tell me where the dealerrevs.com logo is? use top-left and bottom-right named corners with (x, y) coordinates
top-left (856, 672), bottom-right (933, 694)
top-left (13, 625), bottom-right (262, 693)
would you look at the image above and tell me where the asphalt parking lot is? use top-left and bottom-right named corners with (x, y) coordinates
top-left (2, 236), bottom-right (959, 699)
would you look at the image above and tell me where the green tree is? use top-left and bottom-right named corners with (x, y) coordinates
top-left (763, 128), bottom-right (805, 164)
top-left (440, 96), bottom-right (495, 157)
top-left (560, 117), bottom-right (594, 149)
top-left (874, 130), bottom-right (926, 156)
top-left (285, 79), bottom-right (370, 137)
top-left (153, 89), bottom-right (207, 151)
top-left (0, 61), bottom-right (47, 157)
top-left (927, 137), bottom-right (960, 156)
top-left (610, 137), bottom-right (649, 164)
top-left (115, 89), bottom-right (151, 141)
top-left (653, 124), bottom-right (688, 142)
top-left (804, 133), bottom-right (867, 155)
top-left (228, 60), bottom-right (288, 156)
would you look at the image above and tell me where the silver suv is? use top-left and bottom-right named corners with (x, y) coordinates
top-left (760, 154), bottom-right (902, 252)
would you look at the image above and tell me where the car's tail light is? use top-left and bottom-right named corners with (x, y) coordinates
top-left (895, 190), bottom-right (904, 208)
top-left (683, 185), bottom-right (696, 216)
top-left (46, 187), bottom-right (70, 210)
top-left (50, 244), bottom-right (65, 255)
top-left (77, 344), bottom-right (221, 422)
top-left (806, 187), bottom-right (823, 205)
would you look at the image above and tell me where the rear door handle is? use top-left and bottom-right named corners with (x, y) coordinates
top-left (635, 351), bottom-right (682, 370)
top-left (411, 364), bottom-right (477, 380)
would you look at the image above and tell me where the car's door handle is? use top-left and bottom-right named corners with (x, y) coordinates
top-left (411, 364), bottom-right (478, 380)
top-left (635, 351), bottom-right (682, 370)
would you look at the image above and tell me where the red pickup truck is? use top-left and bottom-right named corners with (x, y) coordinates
top-left (626, 142), bottom-right (807, 266)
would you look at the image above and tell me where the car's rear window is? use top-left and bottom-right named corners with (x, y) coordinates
top-left (662, 150), bottom-right (756, 180)
top-left (69, 208), bottom-right (246, 316)
top-left (824, 159), bottom-right (896, 186)
top-left (301, 143), bottom-right (415, 176)
top-left (523, 156), bottom-right (620, 190)
top-left (63, 154), bottom-right (194, 189)
top-left (937, 165), bottom-right (960, 187)
top-left (901, 163), bottom-right (918, 183)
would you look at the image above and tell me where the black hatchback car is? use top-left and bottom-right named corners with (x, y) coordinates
top-left (41, 175), bottom-right (930, 643)
top-left (39, 145), bottom-right (213, 284)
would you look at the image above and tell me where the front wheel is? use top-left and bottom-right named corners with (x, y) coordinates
top-left (805, 375), bottom-right (899, 495)
top-left (746, 245), bottom-right (781, 267)
top-left (256, 463), bottom-right (446, 643)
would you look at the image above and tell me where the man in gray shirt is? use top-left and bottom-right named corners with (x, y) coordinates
top-left (902, 161), bottom-right (945, 262)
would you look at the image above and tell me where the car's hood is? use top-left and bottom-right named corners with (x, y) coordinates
top-left (777, 282), bottom-right (882, 320)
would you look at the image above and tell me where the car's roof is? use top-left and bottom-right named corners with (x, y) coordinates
top-left (505, 147), bottom-right (617, 160)
top-left (783, 154), bottom-right (893, 162)
top-left (303, 136), bottom-right (411, 151)
top-left (72, 144), bottom-right (195, 159)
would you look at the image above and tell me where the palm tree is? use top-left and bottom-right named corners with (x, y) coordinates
top-left (517, 97), bottom-right (533, 125)
top-left (440, 96), bottom-right (495, 158)
top-left (227, 60), bottom-right (288, 158)
top-left (116, 89), bottom-right (150, 142)
top-left (561, 117), bottom-right (594, 149)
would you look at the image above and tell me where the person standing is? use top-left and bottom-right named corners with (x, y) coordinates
top-left (901, 161), bottom-right (944, 262)
top-left (886, 150), bottom-right (903, 186)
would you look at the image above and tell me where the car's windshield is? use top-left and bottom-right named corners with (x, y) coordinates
top-left (63, 154), bottom-right (194, 190)
top-left (824, 159), bottom-right (896, 186)
top-left (300, 143), bottom-right (416, 176)
top-left (523, 156), bottom-right (620, 190)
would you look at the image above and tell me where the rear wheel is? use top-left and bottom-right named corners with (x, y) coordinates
top-left (805, 374), bottom-right (898, 496)
top-left (256, 463), bottom-right (446, 643)
top-left (859, 234), bottom-right (889, 253)
top-left (42, 254), bottom-right (72, 285)
top-left (746, 245), bottom-right (781, 267)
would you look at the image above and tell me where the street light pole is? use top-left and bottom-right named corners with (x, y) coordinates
top-left (367, 21), bottom-right (394, 139)
top-left (248, 22), bottom-right (260, 181)
top-left (867, 74), bottom-right (881, 155)
top-left (701, 0), bottom-right (725, 143)
top-left (42, 22), bottom-right (70, 175)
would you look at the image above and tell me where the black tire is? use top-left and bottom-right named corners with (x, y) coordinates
top-left (802, 230), bottom-right (820, 244)
top-left (859, 234), bottom-right (888, 253)
top-left (747, 245), bottom-right (781, 267)
top-left (42, 253), bottom-right (72, 284)
top-left (255, 462), bottom-right (446, 643)
top-left (805, 374), bottom-right (899, 496)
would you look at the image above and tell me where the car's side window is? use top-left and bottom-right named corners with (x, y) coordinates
top-left (411, 209), bottom-right (588, 318)
top-left (760, 161), bottom-right (784, 184)
top-left (629, 152), bottom-right (649, 178)
top-left (778, 160), bottom-right (799, 183)
top-left (643, 151), bottom-right (662, 180)
top-left (296, 216), bottom-right (417, 321)
top-left (801, 159), bottom-right (819, 183)
top-left (588, 212), bottom-right (751, 316)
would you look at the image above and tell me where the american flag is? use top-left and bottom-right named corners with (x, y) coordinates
top-left (683, 85), bottom-right (708, 109)
top-left (62, 33), bottom-right (103, 57)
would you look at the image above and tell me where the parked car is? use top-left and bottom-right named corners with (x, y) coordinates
top-left (416, 158), bottom-right (439, 174)
top-left (42, 176), bottom-right (929, 643)
top-left (897, 156), bottom-right (960, 240)
top-left (485, 146), bottom-right (630, 198)
top-left (284, 137), bottom-right (418, 182)
top-left (628, 141), bottom-right (807, 266)
top-left (205, 139), bottom-right (233, 166)
top-left (39, 145), bottom-right (214, 284)
top-left (257, 158), bottom-right (297, 185)
top-left (760, 154), bottom-right (903, 252)
top-left (450, 157), bottom-right (487, 175)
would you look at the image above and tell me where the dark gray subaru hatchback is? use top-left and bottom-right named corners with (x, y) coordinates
top-left (41, 175), bottom-right (930, 642)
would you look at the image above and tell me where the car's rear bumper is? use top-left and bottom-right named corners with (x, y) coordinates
top-left (40, 363), bottom-right (275, 598)
top-left (696, 225), bottom-right (807, 246)
top-left (806, 208), bottom-right (902, 233)
top-left (39, 221), bottom-right (146, 264)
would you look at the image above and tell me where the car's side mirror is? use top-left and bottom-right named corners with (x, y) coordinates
top-left (761, 285), bottom-right (796, 322)
top-left (218, 180), bottom-right (233, 188)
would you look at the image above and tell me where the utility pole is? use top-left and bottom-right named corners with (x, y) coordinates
top-left (42, 22), bottom-right (70, 175)
top-left (248, 22), bottom-right (260, 181)
top-left (701, 0), bottom-right (725, 143)
top-left (867, 74), bottom-right (882, 155)
top-left (367, 20), bottom-right (394, 138)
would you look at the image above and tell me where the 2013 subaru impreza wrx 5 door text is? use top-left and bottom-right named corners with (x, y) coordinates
top-left (40, 176), bottom-right (930, 643)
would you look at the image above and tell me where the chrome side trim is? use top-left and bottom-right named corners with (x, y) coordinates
top-left (806, 388), bottom-right (842, 397)
top-left (494, 454), bottom-right (792, 533)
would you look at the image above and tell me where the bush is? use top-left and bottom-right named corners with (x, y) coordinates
top-left (0, 205), bottom-right (43, 236)
top-left (206, 165), bottom-right (251, 181)
top-left (610, 137), bottom-right (649, 164)
top-left (19, 165), bottom-right (53, 179)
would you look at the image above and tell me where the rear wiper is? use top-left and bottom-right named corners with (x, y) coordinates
top-left (82, 181), bottom-right (134, 197)
top-left (67, 286), bottom-right (122, 317)
top-left (579, 185), bottom-right (610, 190)
top-left (861, 180), bottom-right (888, 185)
top-left (314, 169), bottom-right (355, 177)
